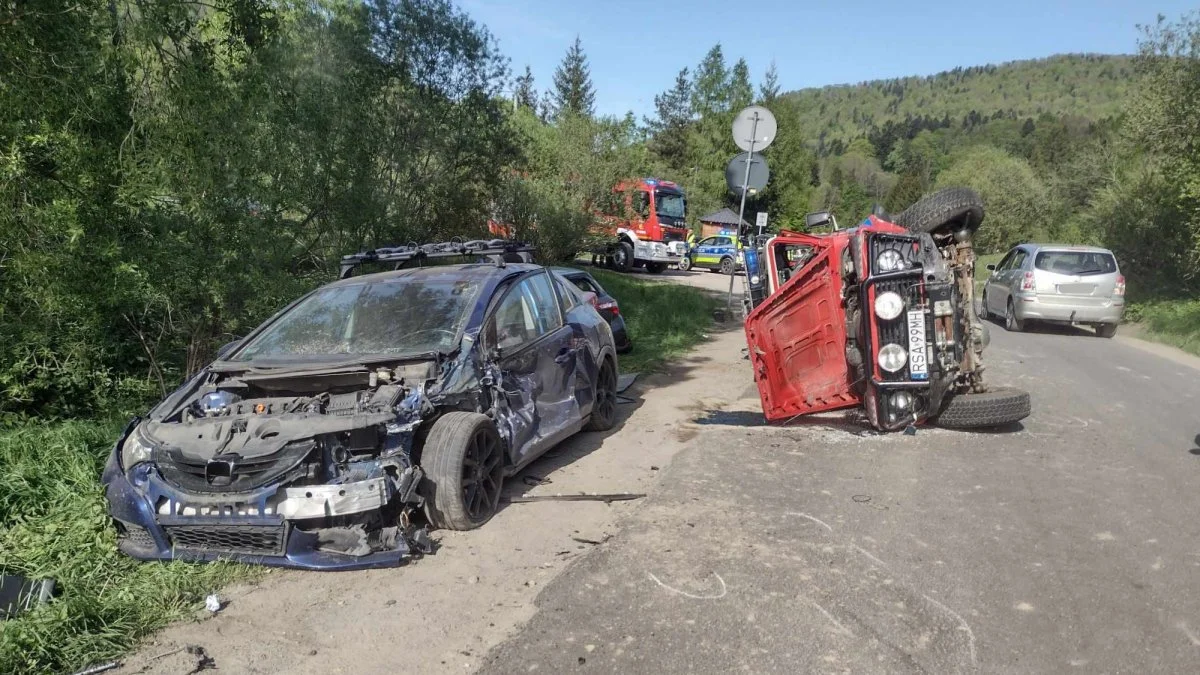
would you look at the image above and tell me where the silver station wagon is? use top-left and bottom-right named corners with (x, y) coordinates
top-left (981, 244), bottom-right (1125, 337)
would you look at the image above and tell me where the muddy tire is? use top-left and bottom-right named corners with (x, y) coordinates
top-left (719, 256), bottom-right (736, 275)
top-left (1096, 323), bottom-right (1118, 338)
top-left (613, 241), bottom-right (634, 273)
top-left (936, 387), bottom-right (1031, 429)
top-left (892, 187), bottom-right (984, 239)
top-left (420, 412), bottom-right (505, 531)
top-left (677, 255), bottom-right (692, 272)
top-left (585, 359), bottom-right (618, 432)
top-left (645, 261), bottom-right (667, 274)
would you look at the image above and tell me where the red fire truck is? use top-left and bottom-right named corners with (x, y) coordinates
top-left (597, 178), bottom-right (690, 274)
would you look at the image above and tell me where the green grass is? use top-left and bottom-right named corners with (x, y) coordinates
top-left (1126, 299), bottom-right (1200, 356)
top-left (0, 420), bottom-right (254, 675)
top-left (583, 268), bottom-right (719, 374)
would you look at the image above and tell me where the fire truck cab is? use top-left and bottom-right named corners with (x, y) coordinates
top-left (601, 178), bottom-right (690, 274)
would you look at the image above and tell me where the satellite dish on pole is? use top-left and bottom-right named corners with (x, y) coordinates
top-left (732, 106), bottom-right (777, 152)
top-left (725, 152), bottom-right (769, 194)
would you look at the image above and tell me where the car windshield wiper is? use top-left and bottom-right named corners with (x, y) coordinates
top-left (1073, 268), bottom-right (1107, 276)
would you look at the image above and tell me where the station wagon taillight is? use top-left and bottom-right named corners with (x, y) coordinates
top-left (1020, 271), bottom-right (1035, 291)
top-left (1114, 274), bottom-right (1126, 297)
top-left (596, 300), bottom-right (619, 315)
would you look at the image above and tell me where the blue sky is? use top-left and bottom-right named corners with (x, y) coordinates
top-left (458, 0), bottom-right (1196, 118)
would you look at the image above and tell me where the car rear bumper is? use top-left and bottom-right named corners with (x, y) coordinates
top-left (103, 452), bottom-right (414, 571)
top-left (1015, 295), bottom-right (1124, 324)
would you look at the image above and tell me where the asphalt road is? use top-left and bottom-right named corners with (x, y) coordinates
top-left (480, 300), bottom-right (1200, 673)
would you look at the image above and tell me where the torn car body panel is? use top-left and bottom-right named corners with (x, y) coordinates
top-left (745, 233), bottom-right (860, 420)
top-left (104, 258), bottom-right (618, 570)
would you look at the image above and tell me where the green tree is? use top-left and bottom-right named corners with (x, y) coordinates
top-left (551, 36), bottom-right (596, 118)
top-left (935, 145), bottom-right (1050, 252)
top-left (759, 60), bottom-right (781, 104)
top-left (644, 68), bottom-right (693, 172)
top-left (729, 58), bottom-right (753, 111)
top-left (515, 65), bottom-right (538, 109)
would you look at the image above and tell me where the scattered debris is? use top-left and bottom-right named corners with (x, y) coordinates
top-left (852, 494), bottom-right (872, 503)
top-left (204, 594), bottom-right (222, 614)
top-left (904, 424), bottom-right (917, 435)
top-left (70, 662), bottom-right (120, 675)
top-left (522, 475), bottom-right (552, 487)
top-left (616, 372), bottom-right (639, 393)
top-left (1, 574), bottom-right (55, 620)
top-left (650, 465), bottom-right (660, 471)
top-left (507, 493), bottom-right (646, 504)
top-left (185, 645), bottom-right (216, 674)
top-left (570, 534), bottom-right (612, 546)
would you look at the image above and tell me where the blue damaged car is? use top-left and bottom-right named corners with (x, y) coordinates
top-left (103, 241), bottom-right (619, 570)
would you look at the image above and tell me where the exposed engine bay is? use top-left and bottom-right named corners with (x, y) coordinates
top-left (111, 358), bottom-right (463, 565)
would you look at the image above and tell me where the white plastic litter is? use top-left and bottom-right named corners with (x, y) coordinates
top-left (205, 594), bottom-right (221, 613)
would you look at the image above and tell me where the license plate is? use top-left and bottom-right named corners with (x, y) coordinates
top-left (906, 310), bottom-right (928, 380)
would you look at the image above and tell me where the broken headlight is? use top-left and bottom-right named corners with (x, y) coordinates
top-left (120, 425), bottom-right (156, 470)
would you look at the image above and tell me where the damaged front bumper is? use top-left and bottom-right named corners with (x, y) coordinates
top-left (102, 451), bottom-right (428, 571)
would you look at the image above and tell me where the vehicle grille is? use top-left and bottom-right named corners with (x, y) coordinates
top-left (872, 276), bottom-right (924, 382)
top-left (117, 521), bottom-right (157, 549)
top-left (156, 441), bottom-right (313, 493)
top-left (869, 233), bottom-right (921, 274)
top-left (164, 524), bottom-right (286, 556)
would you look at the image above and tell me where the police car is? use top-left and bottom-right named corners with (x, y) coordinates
top-left (678, 230), bottom-right (743, 274)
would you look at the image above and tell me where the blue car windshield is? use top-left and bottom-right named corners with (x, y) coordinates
top-left (231, 278), bottom-right (482, 361)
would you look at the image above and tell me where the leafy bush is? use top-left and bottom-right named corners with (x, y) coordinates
top-left (1131, 299), bottom-right (1200, 356)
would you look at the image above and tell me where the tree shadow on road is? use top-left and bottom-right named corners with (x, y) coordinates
top-left (1190, 434), bottom-right (1200, 455)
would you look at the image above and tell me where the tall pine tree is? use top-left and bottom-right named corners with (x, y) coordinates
top-left (691, 44), bottom-right (729, 119)
top-left (759, 60), bottom-right (780, 104)
top-left (551, 36), bottom-right (596, 118)
top-left (644, 67), bottom-right (693, 171)
top-left (514, 65), bottom-right (538, 110)
top-left (729, 58), bottom-right (753, 111)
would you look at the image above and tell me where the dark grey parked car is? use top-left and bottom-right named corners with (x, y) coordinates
top-left (981, 243), bottom-right (1125, 337)
top-left (552, 267), bottom-right (632, 354)
top-left (103, 241), bottom-right (620, 570)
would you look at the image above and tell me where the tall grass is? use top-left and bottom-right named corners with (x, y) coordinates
top-left (0, 421), bottom-right (251, 674)
top-left (586, 268), bottom-right (719, 373)
top-left (1128, 299), bottom-right (1200, 356)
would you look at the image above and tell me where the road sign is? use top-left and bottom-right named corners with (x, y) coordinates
top-left (756, 212), bottom-right (768, 231)
top-left (732, 106), bottom-right (777, 152)
top-left (725, 152), bottom-right (769, 194)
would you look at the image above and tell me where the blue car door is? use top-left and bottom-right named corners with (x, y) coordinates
top-left (485, 271), bottom-right (579, 468)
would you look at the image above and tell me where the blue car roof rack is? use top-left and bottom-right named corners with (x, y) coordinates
top-left (339, 239), bottom-right (536, 279)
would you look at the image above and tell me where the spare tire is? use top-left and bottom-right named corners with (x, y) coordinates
top-left (935, 386), bottom-right (1031, 429)
top-left (892, 187), bottom-right (984, 239)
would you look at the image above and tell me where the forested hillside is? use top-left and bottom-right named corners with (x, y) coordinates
top-left (782, 54), bottom-right (1136, 147)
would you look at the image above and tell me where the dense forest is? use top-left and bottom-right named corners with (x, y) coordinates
top-left (2, 1), bottom-right (1198, 422)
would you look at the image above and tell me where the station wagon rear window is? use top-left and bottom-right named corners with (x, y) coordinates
top-left (1034, 251), bottom-right (1117, 276)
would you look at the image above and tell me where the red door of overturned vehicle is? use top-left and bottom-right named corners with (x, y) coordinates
top-left (744, 233), bottom-right (860, 421)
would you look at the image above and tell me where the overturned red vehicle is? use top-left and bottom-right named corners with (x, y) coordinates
top-left (744, 188), bottom-right (1031, 431)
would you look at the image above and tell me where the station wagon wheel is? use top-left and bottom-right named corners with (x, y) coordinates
top-left (420, 412), bottom-right (505, 530)
top-left (719, 256), bottom-right (735, 275)
top-left (1005, 299), bottom-right (1024, 332)
top-left (585, 359), bottom-right (617, 432)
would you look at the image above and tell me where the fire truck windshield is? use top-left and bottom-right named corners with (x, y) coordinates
top-left (655, 190), bottom-right (686, 219)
